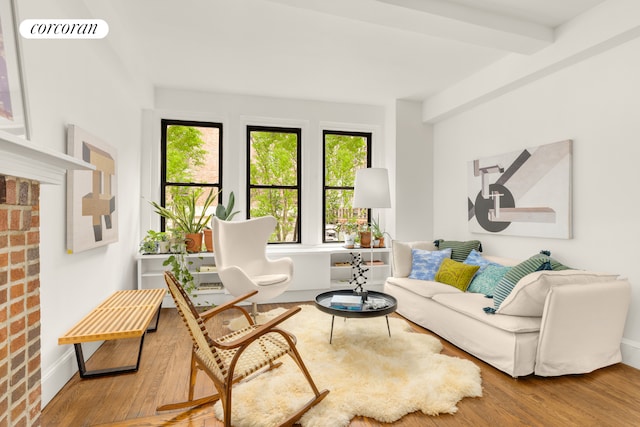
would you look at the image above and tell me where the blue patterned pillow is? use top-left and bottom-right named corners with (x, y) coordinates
top-left (408, 248), bottom-right (452, 281)
top-left (467, 265), bottom-right (511, 296)
top-left (463, 249), bottom-right (500, 275)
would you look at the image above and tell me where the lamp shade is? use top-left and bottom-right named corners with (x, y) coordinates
top-left (352, 168), bottom-right (391, 209)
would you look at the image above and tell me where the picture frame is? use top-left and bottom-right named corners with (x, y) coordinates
top-left (467, 140), bottom-right (573, 239)
top-left (66, 125), bottom-right (119, 253)
top-left (0, 0), bottom-right (30, 140)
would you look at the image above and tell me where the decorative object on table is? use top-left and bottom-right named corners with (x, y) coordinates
top-left (348, 252), bottom-right (368, 295)
top-left (0, 0), bottom-right (30, 140)
top-left (329, 294), bottom-right (363, 310)
top-left (468, 139), bottom-right (572, 238)
top-left (221, 305), bottom-right (482, 426)
top-left (149, 187), bottom-right (218, 253)
top-left (66, 125), bottom-right (118, 253)
top-left (352, 167), bottom-right (391, 284)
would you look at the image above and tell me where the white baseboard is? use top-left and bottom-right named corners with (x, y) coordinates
top-left (41, 341), bottom-right (101, 408)
top-left (621, 338), bottom-right (640, 370)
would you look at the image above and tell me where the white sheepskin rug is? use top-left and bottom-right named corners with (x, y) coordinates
top-left (215, 305), bottom-right (482, 426)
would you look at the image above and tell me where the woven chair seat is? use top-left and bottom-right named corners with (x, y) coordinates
top-left (214, 327), bottom-right (292, 380)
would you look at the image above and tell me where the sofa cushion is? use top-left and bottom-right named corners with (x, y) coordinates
top-left (435, 258), bottom-right (479, 291)
top-left (385, 276), bottom-right (463, 298)
top-left (434, 239), bottom-right (482, 262)
top-left (463, 249), bottom-right (500, 274)
top-left (408, 248), bottom-right (452, 281)
top-left (391, 240), bottom-right (438, 277)
top-left (432, 293), bottom-right (541, 333)
top-left (467, 264), bottom-right (511, 296)
top-left (489, 254), bottom-right (553, 312)
top-left (496, 270), bottom-right (620, 316)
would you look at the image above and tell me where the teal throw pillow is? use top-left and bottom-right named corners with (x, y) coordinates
top-left (435, 239), bottom-right (482, 262)
top-left (485, 254), bottom-right (552, 313)
top-left (467, 265), bottom-right (511, 296)
top-left (408, 248), bottom-right (452, 281)
top-left (463, 249), bottom-right (501, 275)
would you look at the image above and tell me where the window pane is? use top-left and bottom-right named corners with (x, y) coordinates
top-left (247, 126), bottom-right (301, 244)
top-left (324, 189), bottom-right (367, 241)
top-left (161, 120), bottom-right (222, 233)
top-left (165, 125), bottom-right (220, 185)
top-left (323, 131), bottom-right (370, 243)
top-left (324, 134), bottom-right (368, 187)
top-left (249, 188), bottom-right (299, 243)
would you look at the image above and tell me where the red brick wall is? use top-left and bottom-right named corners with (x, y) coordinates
top-left (0, 175), bottom-right (41, 427)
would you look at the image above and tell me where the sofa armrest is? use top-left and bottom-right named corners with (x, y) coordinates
top-left (535, 279), bottom-right (631, 376)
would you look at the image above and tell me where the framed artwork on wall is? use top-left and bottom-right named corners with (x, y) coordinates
top-left (0, 0), bottom-right (30, 140)
top-left (66, 125), bottom-right (118, 253)
top-left (467, 139), bottom-right (572, 239)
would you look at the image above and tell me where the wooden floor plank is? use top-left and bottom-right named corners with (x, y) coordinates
top-left (43, 303), bottom-right (640, 427)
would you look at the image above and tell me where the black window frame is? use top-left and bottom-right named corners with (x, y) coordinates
top-left (246, 125), bottom-right (302, 244)
top-left (322, 130), bottom-right (372, 243)
top-left (160, 119), bottom-right (223, 231)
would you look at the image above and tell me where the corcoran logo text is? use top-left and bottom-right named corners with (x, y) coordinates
top-left (20, 19), bottom-right (109, 39)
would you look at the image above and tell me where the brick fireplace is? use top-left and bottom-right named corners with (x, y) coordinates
top-left (0, 174), bottom-right (41, 427)
top-left (0, 132), bottom-right (90, 426)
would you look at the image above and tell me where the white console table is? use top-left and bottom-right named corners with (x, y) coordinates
top-left (137, 245), bottom-right (391, 307)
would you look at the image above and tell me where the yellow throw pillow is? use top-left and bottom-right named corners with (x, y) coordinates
top-left (435, 258), bottom-right (480, 291)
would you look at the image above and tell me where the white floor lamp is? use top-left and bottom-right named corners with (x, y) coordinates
top-left (352, 168), bottom-right (391, 294)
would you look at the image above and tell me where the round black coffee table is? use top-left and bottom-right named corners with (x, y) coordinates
top-left (314, 289), bottom-right (398, 343)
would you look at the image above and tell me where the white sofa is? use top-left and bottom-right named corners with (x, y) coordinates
top-left (383, 241), bottom-right (631, 377)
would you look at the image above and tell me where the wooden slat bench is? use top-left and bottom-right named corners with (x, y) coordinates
top-left (58, 288), bottom-right (166, 379)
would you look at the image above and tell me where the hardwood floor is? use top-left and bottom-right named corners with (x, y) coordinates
top-left (42, 302), bottom-right (640, 427)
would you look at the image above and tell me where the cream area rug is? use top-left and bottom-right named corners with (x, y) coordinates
top-left (217, 305), bottom-right (482, 427)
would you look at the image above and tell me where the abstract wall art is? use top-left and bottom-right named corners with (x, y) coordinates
top-left (467, 140), bottom-right (572, 239)
top-left (66, 124), bottom-right (118, 253)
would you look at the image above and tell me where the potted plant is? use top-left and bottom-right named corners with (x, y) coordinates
top-left (370, 216), bottom-right (386, 248)
top-left (138, 230), bottom-right (171, 254)
top-left (150, 188), bottom-right (218, 253)
top-left (337, 219), bottom-right (358, 248)
top-left (204, 191), bottom-right (240, 252)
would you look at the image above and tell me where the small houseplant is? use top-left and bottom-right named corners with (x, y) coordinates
top-left (150, 188), bottom-right (218, 252)
top-left (204, 191), bottom-right (240, 251)
top-left (138, 230), bottom-right (170, 254)
top-left (370, 216), bottom-right (387, 248)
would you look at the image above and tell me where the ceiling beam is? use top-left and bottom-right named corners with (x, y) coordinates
top-left (265, 0), bottom-right (553, 54)
top-left (422, 0), bottom-right (640, 123)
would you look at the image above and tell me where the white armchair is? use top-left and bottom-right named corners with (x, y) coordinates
top-left (212, 216), bottom-right (293, 315)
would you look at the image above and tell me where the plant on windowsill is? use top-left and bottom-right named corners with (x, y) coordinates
top-left (138, 230), bottom-right (171, 254)
top-left (370, 216), bottom-right (389, 248)
top-left (149, 188), bottom-right (218, 253)
top-left (204, 191), bottom-right (240, 251)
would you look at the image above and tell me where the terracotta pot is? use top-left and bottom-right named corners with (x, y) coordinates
top-left (203, 229), bottom-right (214, 252)
top-left (359, 231), bottom-right (372, 248)
top-left (185, 233), bottom-right (203, 253)
top-left (378, 236), bottom-right (385, 248)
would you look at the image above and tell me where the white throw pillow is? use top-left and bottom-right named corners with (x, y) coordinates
top-left (496, 270), bottom-right (619, 317)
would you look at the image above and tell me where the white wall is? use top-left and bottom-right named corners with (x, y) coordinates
top-left (394, 100), bottom-right (433, 241)
top-left (144, 89), bottom-right (389, 244)
top-left (19, 0), bottom-right (149, 406)
top-left (432, 36), bottom-right (640, 368)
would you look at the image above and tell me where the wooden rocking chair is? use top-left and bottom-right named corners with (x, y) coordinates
top-left (158, 271), bottom-right (329, 426)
